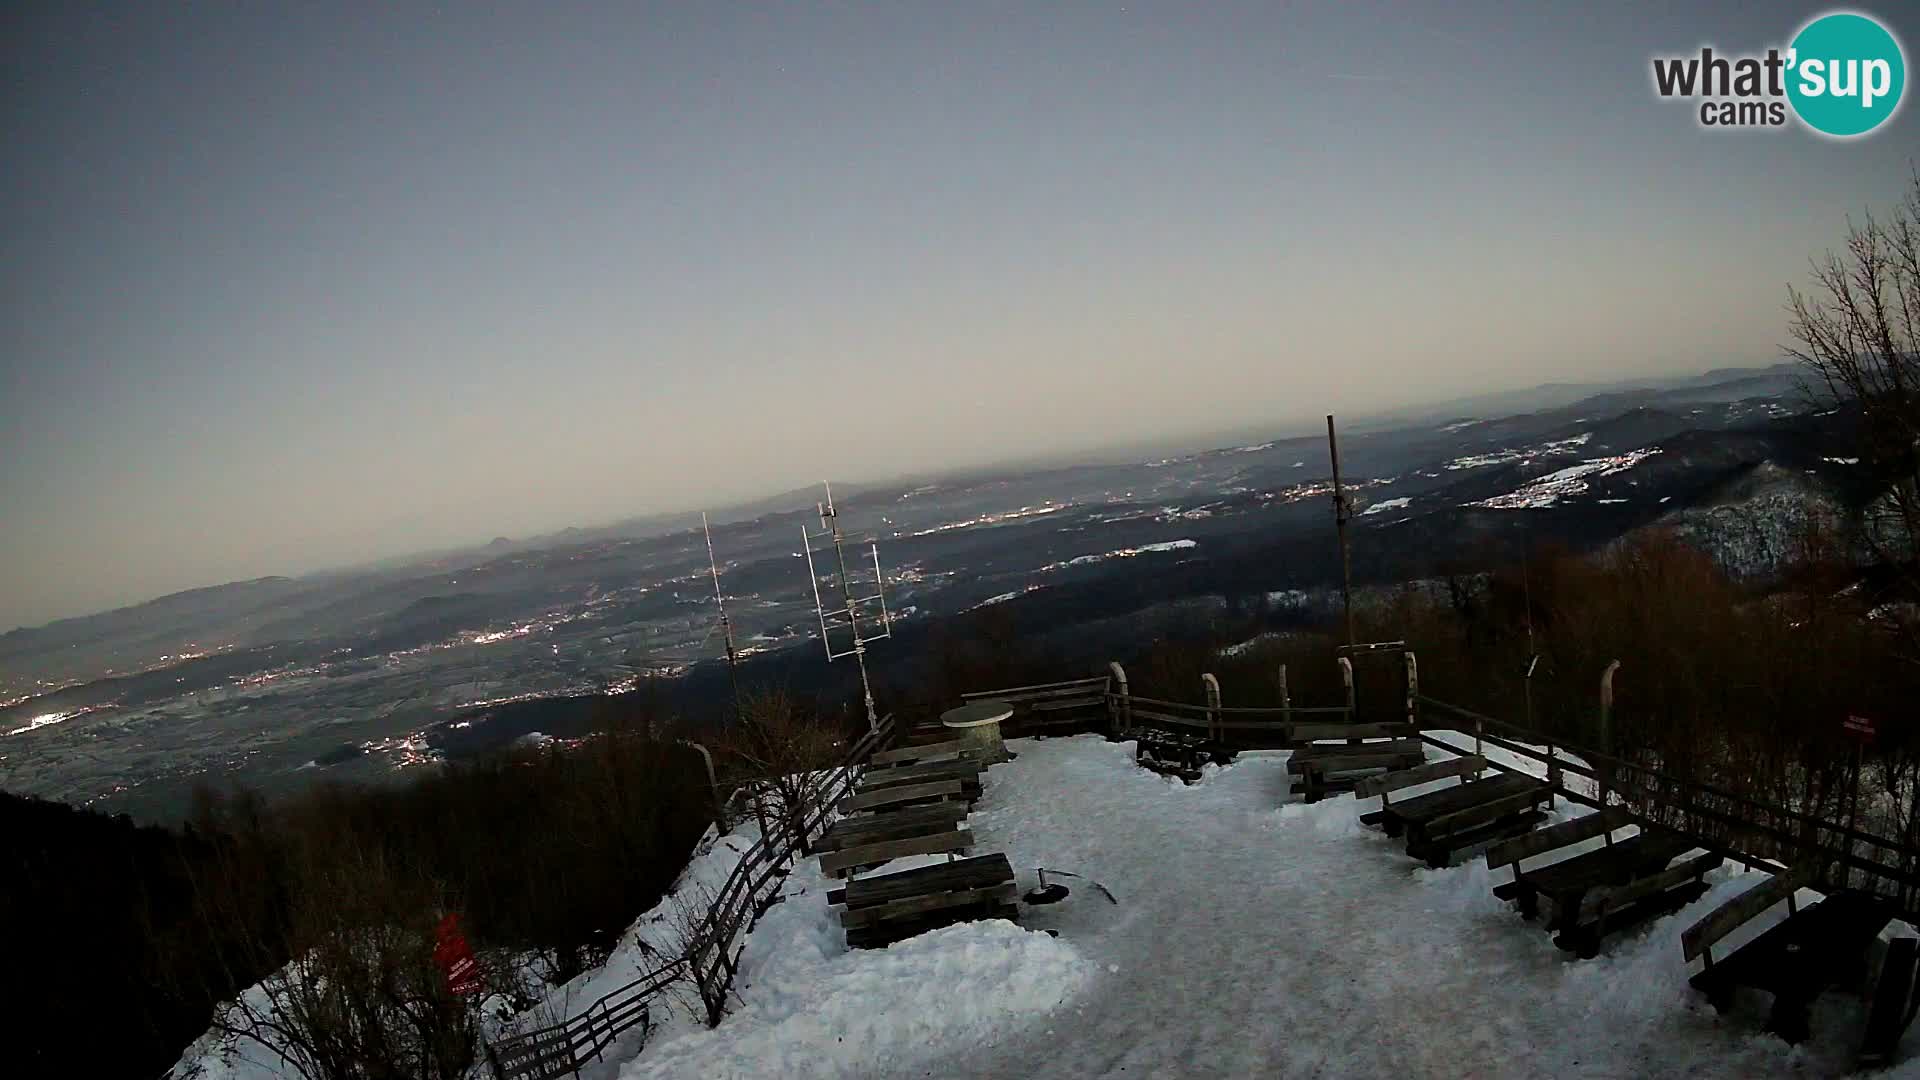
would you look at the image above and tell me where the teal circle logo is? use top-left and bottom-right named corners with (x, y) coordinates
top-left (1787, 12), bottom-right (1906, 137)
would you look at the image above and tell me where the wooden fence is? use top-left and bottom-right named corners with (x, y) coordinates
top-left (487, 715), bottom-right (901, 1079)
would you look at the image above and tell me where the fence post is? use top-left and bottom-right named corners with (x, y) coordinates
top-left (1202, 673), bottom-right (1222, 743)
top-left (1338, 657), bottom-right (1354, 717)
top-left (1108, 661), bottom-right (1131, 736)
top-left (1599, 660), bottom-right (1620, 808)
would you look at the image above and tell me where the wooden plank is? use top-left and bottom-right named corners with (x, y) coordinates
top-left (1028, 695), bottom-right (1105, 712)
top-left (962, 676), bottom-right (1106, 699)
top-left (870, 738), bottom-right (973, 765)
top-left (1292, 722), bottom-right (1416, 743)
top-left (1681, 863), bottom-right (1815, 963)
top-left (1575, 852), bottom-right (1723, 924)
top-left (1486, 807), bottom-right (1635, 870)
top-left (838, 779), bottom-right (964, 814)
top-left (840, 883), bottom-right (1019, 928)
top-left (818, 829), bottom-right (972, 877)
top-left (857, 759), bottom-right (986, 790)
top-left (1132, 708), bottom-right (1210, 729)
top-left (1353, 755), bottom-right (1480, 799)
top-left (836, 853), bottom-right (1015, 908)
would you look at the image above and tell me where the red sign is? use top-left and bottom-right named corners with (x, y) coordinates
top-left (434, 913), bottom-right (484, 997)
top-left (1843, 715), bottom-right (1877, 742)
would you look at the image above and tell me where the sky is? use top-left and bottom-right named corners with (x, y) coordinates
top-left (2, 1), bottom-right (1915, 631)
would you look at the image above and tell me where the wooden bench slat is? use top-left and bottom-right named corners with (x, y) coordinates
top-left (1681, 863), bottom-right (1815, 963)
top-left (838, 779), bottom-right (964, 813)
top-left (1486, 807), bottom-right (1635, 870)
top-left (1028, 695), bottom-right (1105, 712)
top-left (818, 829), bottom-right (972, 877)
top-left (840, 883), bottom-right (1019, 928)
top-left (1132, 708), bottom-right (1211, 729)
top-left (1353, 755), bottom-right (1480, 799)
top-left (1575, 852), bottom-right (1722, 924)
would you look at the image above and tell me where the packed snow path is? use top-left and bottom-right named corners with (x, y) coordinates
top-left (625, 736), bottom-right (1913, 1078)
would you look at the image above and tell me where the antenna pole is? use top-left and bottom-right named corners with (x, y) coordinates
top-left (1327, 414), bottom-right (1356, 650)
top-left (703, 513), bottom-right (740, 709)
top-left (822, 485), bottom-right (879, 730)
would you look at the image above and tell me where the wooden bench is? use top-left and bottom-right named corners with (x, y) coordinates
top-left (1368, 769), bottom-right (1548, 867)
top-left (870, 738), bottom-right (981, 767)
top-left (1354, 755), bottom-right (1484, 823)
top-left (1684, 871), bottom-right (1890, 1043)
top-left (817, 827), bottom-right (973, 879)
top-left (1288, 738), bottom-right (1425, 802)
top-left (1130, 728), bottom-right (1232, 782)
top-left (829, 853), bottom-right (1019, 949)
top-left (1859, 936), bottom-right (1920, 1067)
top-left (855, 758), bottom-right (986, 792)
top-left (817, 802), bottom-right (970, 853)
top-left (838, 779), bottom-right (969, 815)
top-left (1551, 851), bottom-right (1722, 958)
top-left (1487, 809), bottom-right (1700, 932)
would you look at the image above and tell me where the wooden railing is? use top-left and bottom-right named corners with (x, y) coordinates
top-left (487, 715), bottom-right (900, 1079)
top-left (960, 675), bottom-right (1110, 735)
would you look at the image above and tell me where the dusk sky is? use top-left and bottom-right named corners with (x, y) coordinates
top-left (3, 2), bottom-right (1915, 630)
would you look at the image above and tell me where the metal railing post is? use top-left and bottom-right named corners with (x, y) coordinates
top-left (1109, 661), bottom-right (1131, 735)
top-left (1599, 660), bottom-right (1620, 808)
top-left (1338, 657), bottom-right (1354, 718)
top-left (1403, 651), bottom-right (1417, 729)
top-left (1202, 673), bottom-right (1222, 743)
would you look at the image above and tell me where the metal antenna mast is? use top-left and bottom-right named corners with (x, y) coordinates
top-left (703, 512), bottom-right (741, 663)
top-left (1327, 415), bottom-right (1357, 650)
top-left (800, 481), bottom-right (894, 730)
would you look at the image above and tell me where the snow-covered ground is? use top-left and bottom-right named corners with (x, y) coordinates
top-left (181, 734), bottom-right (1920, 1079)
top-left (618, 735), bottom-right (1920, 1078)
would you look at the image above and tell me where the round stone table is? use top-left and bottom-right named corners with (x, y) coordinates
top-left (941, 699), bottom-right (1014, 762)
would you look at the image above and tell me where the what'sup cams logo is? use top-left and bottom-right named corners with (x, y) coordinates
top-left (1652, 10), bottom-right (1906, 137)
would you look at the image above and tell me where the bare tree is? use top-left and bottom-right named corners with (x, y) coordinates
top-left (716, 690), bottom-right (843, 858)
top-left (1786, 168), bottom-right (1920, 658)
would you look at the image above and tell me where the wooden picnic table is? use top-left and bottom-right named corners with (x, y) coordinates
top-left (1691, 889), bottom-right (1894, 1043)
top-left (1501, 830), bottom-right (1699, 928)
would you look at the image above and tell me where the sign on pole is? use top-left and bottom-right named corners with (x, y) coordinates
top-left (1843, 715), bottom-right (1877, 742)
top-left (434, 913), bottom-right (484, 997)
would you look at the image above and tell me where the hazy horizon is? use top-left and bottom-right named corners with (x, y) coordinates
top-left (5, 2), bottom-right (1914, 630)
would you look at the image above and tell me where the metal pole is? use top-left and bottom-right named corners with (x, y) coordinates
top-left (1327, 414), bottom-right (1357, 650)
top-left (1202, 673), bottom-right (1221, 743)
